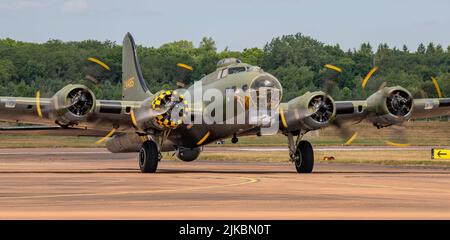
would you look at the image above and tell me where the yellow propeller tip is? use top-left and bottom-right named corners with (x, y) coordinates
top-left (325, 64), bottom-right (342, 73)
top-left (431, 77), bottom-right (443, 98)
top-left (35, 91), bottom-right (43, 118)
top-left (361, 66), bottom-right (378, 89)
top-left (87, 57), bottom-right (111, 71)
top-left (344, 132), bottom-right (358, 146)
top-left (385, 141), bottom-right (411, 147)
top-left (177, 63), bottom-right (193, 71)
top-left (95, 128), bottom-right (117, 144)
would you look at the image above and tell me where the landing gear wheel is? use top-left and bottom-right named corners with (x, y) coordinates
top-left (293, 140), bottom-right (314, 173)
top-left (139, 141), bottom-right (159, 173)
top-left (231, 134), bottom-right (238, 144)
top-left (177, 147), bottom-right (201, 162)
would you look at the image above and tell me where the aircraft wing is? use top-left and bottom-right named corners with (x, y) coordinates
top-left (334, 98), bottom-right (450, 123)
top-left (280, 86), bottom-right (450, 135)
top-left (0, 93), bottom-right (140, 133)
top-left (409, 98), bottom-right (450, 119)
top-left (0, 125), bottom-right (60, 130)
top-left (1, 96), bottom-right (55, 126)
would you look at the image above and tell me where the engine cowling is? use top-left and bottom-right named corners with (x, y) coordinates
top-left (282, 91), bottom-right (336, 132)
top-left (51, 84), bottom-right (96, 126)
top-left (366, 86), bottom-right (413, 127)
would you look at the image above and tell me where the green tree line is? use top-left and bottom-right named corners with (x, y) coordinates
top-left (0, 33), bottom-right (448, 101)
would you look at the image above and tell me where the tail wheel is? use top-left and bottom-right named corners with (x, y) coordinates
top-left (139, 141), bottom-right (159, 173)
top-left (293, 140), bottom-right (314, 173)
top-left (177, 147), bottom-right (201, 162)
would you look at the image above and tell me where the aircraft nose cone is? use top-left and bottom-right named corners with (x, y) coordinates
top-left (253, 79), bottom-right (275, 88)
top-left (250, 75), bottom-right (282, 90)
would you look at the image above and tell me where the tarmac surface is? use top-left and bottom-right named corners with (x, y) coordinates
top-left (0, 147), bottom-right (450, 219)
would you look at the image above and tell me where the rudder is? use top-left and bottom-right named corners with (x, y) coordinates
top-left (122, 32), bottom-right (151, 101)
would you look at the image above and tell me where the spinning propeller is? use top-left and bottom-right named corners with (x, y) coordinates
top-left (36, 56), bottom-right (111, 112)
top-left (131, 63), bottom-right (193, 131)
top-left (320, 64), bottom-right (444, 146)
top-left (334, 65), bottom-right (409, 146)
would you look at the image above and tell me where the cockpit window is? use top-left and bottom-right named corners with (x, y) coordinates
top-left (220, 69), bottom-right (228, 78)
top-left (228, 67), bottom-right (246, 75)
top-left (218, 66), bottom-right (248, 79)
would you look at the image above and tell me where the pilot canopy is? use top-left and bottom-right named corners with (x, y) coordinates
top-left (217, 58), bottom-right (242, 68)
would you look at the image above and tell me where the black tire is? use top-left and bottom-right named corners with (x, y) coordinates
top-left (177, 147), bottom-right (201, 162)
top-left (139, 141), bottom-right (159, 173)
top-left (294, 140), bottom-right (314, 173)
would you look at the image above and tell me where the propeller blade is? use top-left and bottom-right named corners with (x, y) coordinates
top-left (322, 64), bottom-right (342, 96)
top-left (87, 57), bottom-right (111, 71)
top-left (95, 128), bottom-right (117, 144)
top-left (84, 57), bottom-right (112, 86)
top-left (320, 64), bottom-right (360, 145)
top-left (175, 63), bottom-right (193, 88)
top-left (431, 77), bottom-right (443, 98)
top-left (344, 132), bottom-right (358, 146)
top-left (362, 66), bottom-right (378, 90)
top-left (35, 91), bottom-right (43, 118)
top-left (384, 124), bottom-right (410, 147)
top-left (333, 118), bottom-right (358, 146)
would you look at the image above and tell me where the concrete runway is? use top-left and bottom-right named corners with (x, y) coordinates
top-left (0, 148), bottom-right (450, 219)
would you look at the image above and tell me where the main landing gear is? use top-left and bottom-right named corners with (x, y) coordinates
top-left (139, 140), bottom-right (161, 173)
top-left (287, 133), bottom-right (314, 173)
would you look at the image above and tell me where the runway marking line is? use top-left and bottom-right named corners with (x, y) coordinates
top-left (293, 178), bottom-right (450, 194)
top-left (0, 177), bottom-right (259, 200)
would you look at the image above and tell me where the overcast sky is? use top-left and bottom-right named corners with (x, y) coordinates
top-left (0, 0), bottom-right (449, 51)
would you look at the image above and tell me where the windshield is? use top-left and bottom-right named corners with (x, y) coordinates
top-left (228, 67), bottom-right (246, 75)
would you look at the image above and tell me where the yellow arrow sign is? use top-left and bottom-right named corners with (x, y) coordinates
top-left (432, 149), bottom-right (450, 159)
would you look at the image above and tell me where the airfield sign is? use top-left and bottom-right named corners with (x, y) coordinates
top-left (432, 149), bottom-right (450, 159)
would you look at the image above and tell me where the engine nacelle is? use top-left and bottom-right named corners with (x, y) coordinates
top-left (50, 84), bottom-right (96, 126)
top-left (177, 147), bottom-right (201, 162)
top-left (366, 86), bottom-right (413, 127)
top-left (282, 91), bottom-right (336, 132)
top-left (105, 133), bottom-right (143, 153)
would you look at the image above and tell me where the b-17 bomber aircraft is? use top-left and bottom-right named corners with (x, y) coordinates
top-left (0, 33), bottom-right (449, 173)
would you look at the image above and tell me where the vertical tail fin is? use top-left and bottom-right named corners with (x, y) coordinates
top-left (122, 32), bottom-right (151, 101)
